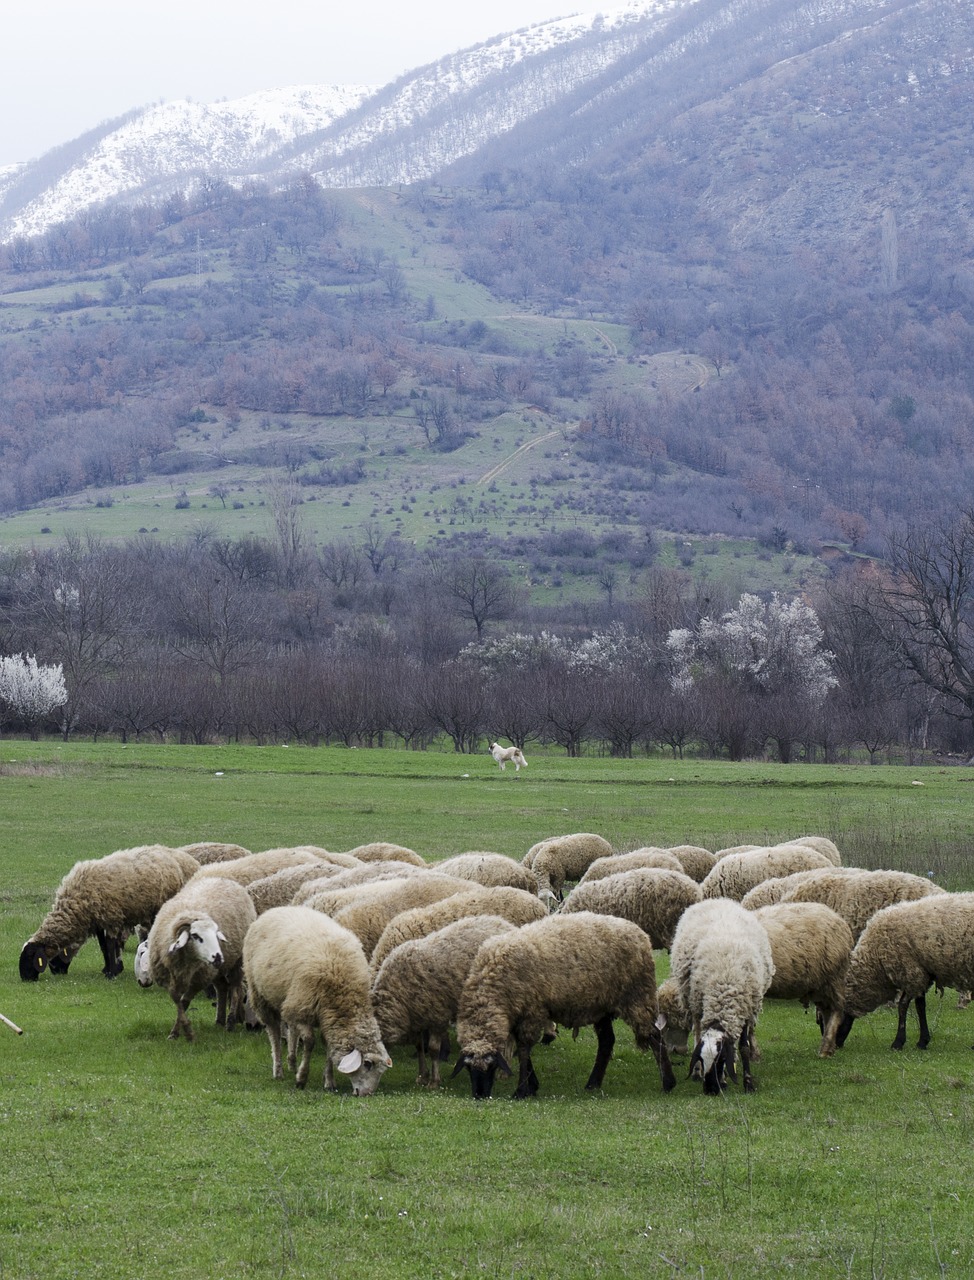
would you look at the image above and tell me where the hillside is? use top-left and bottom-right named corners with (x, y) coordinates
top-left (0, 0), bottom-right (972, 602)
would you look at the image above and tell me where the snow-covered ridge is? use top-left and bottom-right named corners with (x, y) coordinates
top-left (0, 0), bottom-right (682, 241)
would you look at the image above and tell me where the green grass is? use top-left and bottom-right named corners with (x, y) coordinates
top-left (3, 744), bottom-right (974, 1278)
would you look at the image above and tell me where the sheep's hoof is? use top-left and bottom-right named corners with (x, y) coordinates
top-left (295, 1080), bottom-right (307, 1090)
top-left (743, 1077), bottom-right (757, 1093)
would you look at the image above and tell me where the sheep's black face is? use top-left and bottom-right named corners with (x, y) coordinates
top-left (48, 949), bottom-right (73, 975)
top-left (451, 1051), bottom-right (510, 1100)
top-left (20, 942), bottom-right (48, 981)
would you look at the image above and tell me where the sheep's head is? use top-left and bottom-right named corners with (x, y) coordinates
top-left (451, 1047), bottom-right (513, 1100)
top-left (19, 940), bottom-right (71, 981)
top-left (690, 1027), bottom-right (737, 1095)
top-left (134, 939), bottom-right (153, 987)
top-left (334, 1045), bottom-right (393, 1097)
top-left (168, 917), bottom-right (226, 968)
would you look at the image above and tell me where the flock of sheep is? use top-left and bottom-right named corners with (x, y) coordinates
top-left (18, 830), bottom-right (974, 1099)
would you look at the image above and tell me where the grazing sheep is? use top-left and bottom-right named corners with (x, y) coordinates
top-left (243, 905), bottom-right (392, 1095)
top-left (741, 866), bottom-right (863, 911)
top-left (490, 742), bottom-right (528, 773)
top-left (700, 845), bottom-right (834, 901)
top-left (20, 845), bottom-right (200, 982)
top-left (561, 868), bottom-right (703, 950)
top-left (655, 977), bottom-right (692, 1056)
top-left (371, 915), bottom-right (519, 1086)
top-left (523, 833), bottom-right (615, 903)
top-left (143, 876), bottom-right (256, 1040)
top-left (188, 847), bottom-right (323, 887)
top-left (751, 902), bottom-right (854, 1057)
top-left (668, 897), bottom-right (775, 1094)
top-left (838, 892), bottom-right (974, 1051)
top-left (177, 842), bottom-right (252, 865)
top-left (300, 876), bottom-right (419, 919)
top-left (331, 874), bottom-right (474, 957)
top-left (665, 845), bottom-right (717, 883)
top-left (433, 852), bottom-right (539, 894)
top-left (369, 885), bottom-right (549, 975)
top-left (293, 861), bottom-right (427, 902)
top-left (779, 868), bottom-right (947, 941)
top-left (248, 864), bottom-right (347, 915)
top-left (784, 835), bottom-right (842, 866)
top-left (343, 842), bottom-right (427, 866)
top-left (453, 911), bottom-right (676, 1099)
top-left (576, 848), bottom-right (684, 887)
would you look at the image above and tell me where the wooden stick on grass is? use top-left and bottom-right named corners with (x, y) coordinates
top-left (0, 1012), bottom-right (24, 1035)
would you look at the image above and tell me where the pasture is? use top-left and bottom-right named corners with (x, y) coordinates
top-left (3, 743), bottom-right (974, 1278)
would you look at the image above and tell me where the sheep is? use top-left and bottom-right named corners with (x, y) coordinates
top-left (20, 844), bottom-right (200, 982)
top-left (371, 915), bottom-right (519, 1087)
top-left (293, 860), bottom-right (429, 901)
top-left (433, 852), bottom-right (540, 894)
top-left (300, 877), bottom-right (419, 918)
top-left (330, 874), bottom-right (475, 957)
top-left (783, 835), bottom-right (842, 866)
top-left (838, 892), bottom-right (974, 1051)
top-left (576, 848), bottom-right (684, 888)
top-left (778, 868), bottom-right (947, 941)
top-left (665, 845), bottom-right (717, 883)
top-left (490, 742), bottom-right (528, 772)
top-left (177, 842), bottom-right (252, 865)
top-left (741, 866), bottom-right (863, 911)
top-left (248, 863), bottom-right (348, 915)
top-left (453, 910), bottom-right (676, 1099)
top-left (668, 897), bottom-right (775, 1094)
top-left (143, 875), bottom-right (256, 1040)
top-left (522, 833), bottom-right (615, 903)
top-left (188, 847), bottom-right (323, 888)
top-left (655, 977), bottom-right (692, 1057)
top-left (242, 905), bottom-right (392, 1095)
top-left (343, 842), bottom-right (427, 866)
top-left (700, 844), bottom-right (834, 901)
top-left (561, 867), bottom-right (703, 950)
top-left (750, 902), bottom-right (855, 1056)
top-left (369, 885), bottom-right (549, 976)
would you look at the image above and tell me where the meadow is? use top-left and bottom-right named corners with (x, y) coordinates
top-left (3, 742), bottom-right (974, 1279)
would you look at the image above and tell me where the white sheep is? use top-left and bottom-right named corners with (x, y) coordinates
top-left (369, 884), bottom-right (548, 976)
top-left (330, 874), bottom-right (475, 957)
top-left (248, 863), bottom-right (348, 915)
top-left (177, 842), bottom-right (252, 865)
top-left (143, 875), bottom-right (256, 1040)
top-left (371, 914), bottom-right (519, 1087)
top-left (522, 832), bottom-right (614, 903)
top-left (839, 892), bottom-right (974, 1051)
top-left (433, 852), bottom-right (539, 894)
top-left (779, 868), bottom-right (947, 941)
top-left (561, 867), bottom-right (703, 950)
top-left (242, 905), bottom-right (392, 1095)
top-left (668, 897), bottom-right (775, 1094)
top-left (342, 842), bottom-right (427, 866)
top-left (20, 845), bottom-right (200, 982)
top-left (751, 902), bottom-right (855, 1057)
top-left (453, 910), bottom-right (676, 1099)
top-left (740, 866), bottom-right (863, 911)
top-left (189, 847), bottom-right (324, 887)
top-left (700, 844), bottom-right (834, 901)
top-left (575, 848), bottom-right (684, 887)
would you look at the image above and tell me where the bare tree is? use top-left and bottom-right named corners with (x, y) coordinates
top-left (439, 555), bottom-right (521, 642)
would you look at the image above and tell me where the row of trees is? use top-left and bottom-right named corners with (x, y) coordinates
top-left (4, 509), bottom-right (974, 763)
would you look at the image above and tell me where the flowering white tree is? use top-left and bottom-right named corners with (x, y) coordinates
top-left (0, 654), bottom-right (68, 738)
top-left (667, 594), bottom-right (837, 700)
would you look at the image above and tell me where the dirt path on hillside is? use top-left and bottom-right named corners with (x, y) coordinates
top-left (477, 430), bottom-right (562, 485)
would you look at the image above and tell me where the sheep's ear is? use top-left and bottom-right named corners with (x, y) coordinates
top-left (168, 930), bottom-right (189, 954)
top-left (722, 1042), bottom-right (738, 1084)
top-left (450, 1055), bottom-right (470, 1079)
top-left (216, 930), bottom-right (227, 942)
top-left (337, 1049), bottom-right (363, 1075)
top-left (688, 1042), bottom-right (704, 1080)
top-left (493, 1052), bottom-right (512, 1078)
top-left (655, 1013), bottom-right (667, 1030)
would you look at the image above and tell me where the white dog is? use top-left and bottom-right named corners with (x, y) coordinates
top-left (490, 741), bottom-right (528, 773)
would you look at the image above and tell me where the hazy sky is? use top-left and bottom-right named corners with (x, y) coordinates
top-left (1, 0), bottom-right (587, 168)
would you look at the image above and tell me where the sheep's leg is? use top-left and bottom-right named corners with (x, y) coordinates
top-left (215, 982), bottom-right (228, 1027)
top-left (264, 1014), bottom-right (285, 1078)
top-left (915, 994), bottom-right (930, 1050)
top-left (169, 997), bottom-right (194, 1042)
top-left (416, 1036), bottom-right (429, 1087)
top-left (95, 927), bottom-right (124, 978)
top-left (891, 994), bottom-right (911, 1050)
top-left (585, 1015), bottom-right (616, 1091)
top-left (513, 1047), bottom-right (540, 1098)
top-left (817, 1006), bottom-right (843, 1057)
top-left (835, 1012), bottom-right (855, 1048)
top-left (644, 1024), bottom-right (677, 1093)
top-left (294, 1026), bottom-right (315, 1088)
top-left (739, 1024), bottom-right (756, 1093)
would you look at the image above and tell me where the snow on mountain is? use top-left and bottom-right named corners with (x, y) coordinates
top-left (0, 0), bottom-right (686, 242)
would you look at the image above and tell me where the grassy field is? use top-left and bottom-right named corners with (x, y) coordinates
top-left (3, 743), bottom-right (974, 1279)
